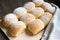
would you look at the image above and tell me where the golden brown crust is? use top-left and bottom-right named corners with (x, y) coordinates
top-left (28, 19), bottom-right (45, 35)
top-left (32, 7), bottom-right (44, 18)
top-left (1, 16), bottom-right (9, 28)
top-left (7, 21), bottom-right (26, 37)
top-left (1, 14), bottom-right (18, 28)
top-left (20, 14), bottom-right (35, 26)
top-left (40, 12), bottom-right (53, 26)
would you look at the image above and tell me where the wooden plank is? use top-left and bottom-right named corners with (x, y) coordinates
top-left (0, 26), bottom-right (44, 40)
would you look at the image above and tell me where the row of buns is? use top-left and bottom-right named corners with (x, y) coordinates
top-left (1, 0), bottom-right (54, 37)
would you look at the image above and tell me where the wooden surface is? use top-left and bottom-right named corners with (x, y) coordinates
top-left (0, 26), bottom-right (44, 40)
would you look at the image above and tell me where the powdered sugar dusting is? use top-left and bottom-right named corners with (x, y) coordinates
top-left (4, 14), bottom-right (18, 23)
top-left (33, 0), bottom-right (43, 4)
top-left (24, 2), bottom-right (35, 9)
top-left (24, 2), bottom-right (35, 12)
top-left (13, 7), bottom-right (27, 15)
top-left (10, 21), bottom-right (26, 28)
top-left (43, 2), bottom-right (55, 13)
top-left (32, 7), bottom-right (44, 17)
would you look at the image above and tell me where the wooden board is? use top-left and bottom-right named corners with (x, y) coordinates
top-left (0, 25), bottom-right (44, 40)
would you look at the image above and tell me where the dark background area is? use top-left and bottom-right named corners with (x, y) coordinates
top-left (0, 0), bottom-right (60, 19)
top-left (45, 0), bottom-right (60, 7)
top-left (0, 0), bottom-right (60, 40)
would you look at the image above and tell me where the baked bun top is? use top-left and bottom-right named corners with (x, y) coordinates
top-left (33, 0), bottom-right (44, 6)
top-left (32, 7), bottom-right (44, 18)
top-left (20, 13), bottom-right (35, 25)
top-left (8, 21), bottom-right (26, 36)
top-left (13, 7), bottom-right (27, 18)
top-left (28, 19), bottom-right (45, 35)
top-left (24, 2), bottom-right (35, 12)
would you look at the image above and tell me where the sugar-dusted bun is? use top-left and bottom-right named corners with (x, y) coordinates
top-left (28, 19), bottom-right (45, 35)
top-left (13, 7), bottom-right (27, 19)
top-left (20, 14), bottom-right (35, 26)
top-left (40, 12), bottom-right (52, 26)
top-left (33, 0), bottom-right (44, 6)
top-left (42, 2), bottom-right (51, 11)
top-left (24, 2), bottom-right (35, 13)
top-left (7, 21), bottom-right (26, 37)
top-left (42, 2), bottom-right (55, 13)
top-left (2, 13), bottom-right (18, 28)
top-left (32, 7), bottom-right (44, 18)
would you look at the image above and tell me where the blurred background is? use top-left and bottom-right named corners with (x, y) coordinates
top-left (45, 0), bottom-right (60, 7)
top-left (0, 0), bottom-right (60, 18)
top-left (0, 0), bottom-right (60, 15)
